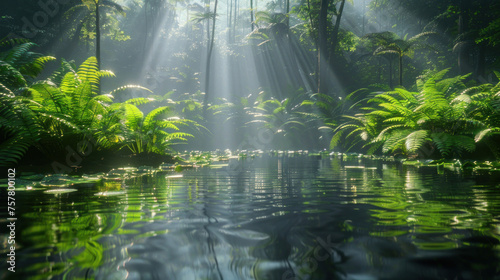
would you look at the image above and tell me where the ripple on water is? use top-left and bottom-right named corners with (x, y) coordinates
top-left (7, 156), bottom-right (500, 280)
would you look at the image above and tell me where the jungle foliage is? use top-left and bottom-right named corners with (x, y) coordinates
top-left (0, 42), bottom-right (197, 168)
top-left (1, 0), bottom-right (500, 166)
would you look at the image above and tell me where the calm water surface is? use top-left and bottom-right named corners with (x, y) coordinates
top-left (1, 156), bottom-right (500, 280)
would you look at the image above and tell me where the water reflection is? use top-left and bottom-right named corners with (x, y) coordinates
top-left (1, 156), bottom-right (499, 279)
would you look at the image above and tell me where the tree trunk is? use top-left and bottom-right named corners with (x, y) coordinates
top-left (286, 0), bottom-right (290, 27)
top-left (362, 0), bottom-right (366, 36)
top-left (206, 0), bottom-right (210, 46)
top-left (233, 0), bottom-right (237, 42)
top-left (250, 0), bottom-right (254, 31)
top-left (318, 0), bottom-right (345, 95)
top-left (317, 0), bottom-right (329, 94)
top-left (458, 0), bottom-right (472, 75)
top-left (143, 1), bottom-right (148, 62)
top-left (95, 0), bottom-right (100, 68)
top-left (329, 0), bottom-right (346, 61)
top-left (229, 0), bottom-right (232, 42)
top-left (476, 43), bottom-right (486, 79)
top-left (203, 0), bottom-right (218, 114)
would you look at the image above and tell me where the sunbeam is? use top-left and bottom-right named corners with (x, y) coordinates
top-left (1, 1), bottom-right (500, 278)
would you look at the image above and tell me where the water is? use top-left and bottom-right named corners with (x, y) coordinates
top-left (1, 156), bottom-right (500, 280)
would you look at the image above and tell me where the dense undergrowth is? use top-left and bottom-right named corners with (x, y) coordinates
top-left (0, 41), bottom-right (200, 170)
top-left (1, 40), bottom-right (500, 172)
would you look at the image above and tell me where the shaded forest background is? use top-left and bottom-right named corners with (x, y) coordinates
top-left (1, 0), bottom-right (500, 170)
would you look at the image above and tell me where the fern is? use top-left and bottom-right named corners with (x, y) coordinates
top-left (19, 56), bottom-right (56, 78)
top-left (144, 107), bottom-right (170, 128)
top-left (49, 59), bottom-right (77, 86)
top-left (0, 61), bottom-right (26, 89)
top-left (383, 130), bottom-right (411, 153)
top-left (76, 57), bottom-right (102, 94)
top-left (0, 92), bottom-right (42, 166)
top-left (108, 85), bottom-right (152, 96)
top-left (405, 130), bottom-right (428, 153)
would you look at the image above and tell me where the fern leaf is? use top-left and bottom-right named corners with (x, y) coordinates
top-left (431, 132), bottom-right (452, 157)
top-left (156, 120), bottom-right (180, 130)
top-left (475, 128), bottom-right (498, 142)
top-left (329, 130), bottom-right (343, 150)
top-left (60, 72), bottom-right (77, 97)
top-left (109, 85), bottom-right (153, 96)
top-left (383, 130), bottom-right (411, 153)
top-left (123, 104), bottom-right (144, 129)
top-left (166, 132), bottom-right (194, 141)
top-left (19, 55), bottom-right (56, 78)
top-left (144, 107), bottom-right (170, 127)
top-left (405, 130), bottom-right (428, 153)
top-left (454, 135), bottom-right (475, 153)
top-left (76, 57), bottom-right (100, 94)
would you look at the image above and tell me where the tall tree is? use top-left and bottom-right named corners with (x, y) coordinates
top-left (318, 0), bottom-right (350, 95)
top-left (203, 0), bottom-right (218, 114)
top-left (65, 0), bottom-right (126, 67)
top-left (250, 0), bottom-right (255, 31)
top-left (366, 31), bottom-right (436, 87)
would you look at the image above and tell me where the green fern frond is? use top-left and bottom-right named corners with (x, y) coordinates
top-left (0, 61), bottom-right (27, 88)
top-left (49, 58), bottom-right (76, 86)
top-left (19, 55), bottom-right (56, 78)
top-left (156, 121), bottom-right (180, 130)
top-left (475, 128), bottom-right (500, 142)
top-left (144, 107), bottom-right (170, 127)
top-left (76, 57), bottom-right (100, 94)
top-left (37, 112), bottom-right (79, 130)
top-left (405, 130), bottom-right (428, 153)
top-left (345, 127), bottom-right (367, 140)
top-left (378, 103), bottom-right (413, 116)
top-left (166, 132), bottom-right (194, 141)
top-left (374, 124), bottom-right (406, 142)
top-left (454, 135), bottom-right (476, 153)
top-left (0, 37), bottom-right (29, 47)
top-left (452, 94), bottom-right (471, 104)
top-left (384, 117), bottom-right (405, 123)
top-left (59, 72), bottom-right (77, 97)
top-left (92, 94), bottom-right (114, 103)
top-left (1, 42), bottom-right (36, 65)
top-left (70, 81), bottom-right (92, 119)
top-left (329, 130), bottom-right (344, 149)
top-left (30, 82), bottom-right (70, 113)
top-left (0, 138), bottom-right (31, 166)
top-left (109, 85), bottom-right (152, 96)
top-left (123, 104), bottom-right (144, 129)
top-left (383, 129), bottom-right (411, 153)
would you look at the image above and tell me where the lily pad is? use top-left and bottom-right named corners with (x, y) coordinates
top-left (160, 163), bottom-right (175, 170)
top-left (94, 191), bottom-right (126, 196)
top-left (136, 166), bottom-right (155, 173)
top-left (38, 174), bottom-right (73, 187)
top-left (210, 164), bottom-right (229, 169)
top-left (166, 174), bottom-right (183, 179)
top-left (44, 188), bottom-right (78, 194)
top-left (19, 174), bottom-right (45, 181)
top-left (105, 168), bottom-right (136, 180)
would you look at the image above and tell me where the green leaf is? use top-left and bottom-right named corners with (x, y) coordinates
top-left (405, 130), bottom-right (428, 153)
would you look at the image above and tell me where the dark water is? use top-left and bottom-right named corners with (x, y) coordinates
top-left (1, 156), bottom-right (500, 280)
